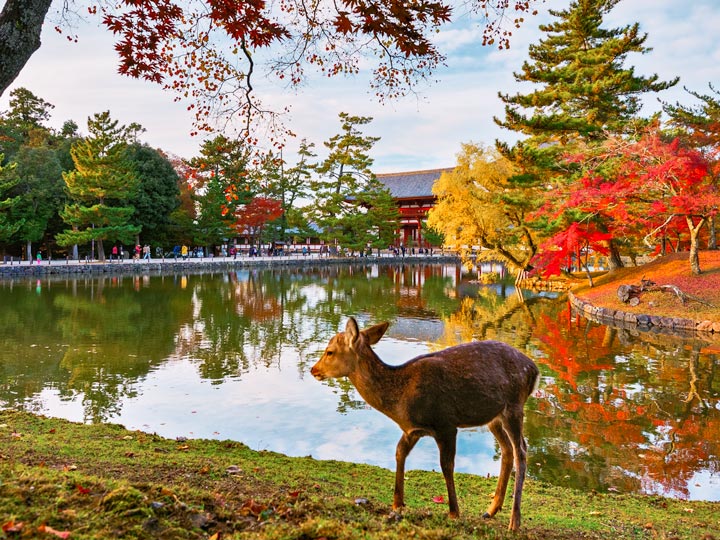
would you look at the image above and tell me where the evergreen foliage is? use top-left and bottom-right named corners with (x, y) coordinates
top-left (57, 111), bottom-right (141, 260)
top-left (127, 144), bottom-right (181, 248)
top-left (311, 112), bottom-right (398, 252)
top-left (496, 0), bottom-right (677, 144)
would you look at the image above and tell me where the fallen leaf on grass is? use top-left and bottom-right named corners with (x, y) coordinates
top-left (241, 499), bottom-right (268, 518)
top-left (76, 484), bottom-right (91, 495)
top-left (37, 524), bottom-right (71, 538)
top-left (2, 520), bottom-right (24, 533)
top-left (432, 496), bottom-right (445, 504)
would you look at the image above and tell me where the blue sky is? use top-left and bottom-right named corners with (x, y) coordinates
top-left (1, 0), bottom-right (719, 172)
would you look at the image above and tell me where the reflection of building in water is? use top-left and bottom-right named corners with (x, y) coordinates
top-left (379, 263), bottom-right (463, 317)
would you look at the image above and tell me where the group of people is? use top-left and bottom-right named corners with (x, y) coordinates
top-left (110, 244), bottom-right (152, 261)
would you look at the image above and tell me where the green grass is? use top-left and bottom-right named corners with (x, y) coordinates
top-left (1, 410), bottom-right (718, 539)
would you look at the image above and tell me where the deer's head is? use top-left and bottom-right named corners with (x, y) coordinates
top-left (311, 318), bottom-right (389, 380)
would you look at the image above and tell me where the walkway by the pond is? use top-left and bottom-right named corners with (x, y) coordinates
top-left (0, 252), bottom-right (460, 278)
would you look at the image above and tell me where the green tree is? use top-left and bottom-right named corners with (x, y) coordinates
top-left (0, 156), bottom-right (21, 245)
top-left (127, 144), bottom-right (181, 249)
top-left (260, 140), bottom-right (315, 243)
top-left (188, 135), bottom-right (253, 253)
top-left (4, 87), bottom-right (53, 132)
top-left (497, 0), bottom-right (676, 143)
top-left (311, 113), bottom-right (396, 251)
top-left (56, 111), bottom-right (140, 260)
top-left (495, 0), bottom-right (678, 268)
top-left (7, 145), bottom-right (65, 259)
top-left (188, 135), bottom-right (253, 192)
top-left (0, 87), bottom-right (54, 161)
top-left (193, 176), bottom-right (235, 253)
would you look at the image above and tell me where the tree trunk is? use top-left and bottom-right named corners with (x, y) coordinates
top-left (25, 240), bottom-right (32, 261)
top-left (687, 216), bottom-right (704, 275)
top-left (708, 215), bottom-right (717, 250)
top-left (607, 240), bottom-right (624, 270)
top-left (0, 0), bottom-right (52, 96)
top-left (97, 239), bottom-right (106, 262)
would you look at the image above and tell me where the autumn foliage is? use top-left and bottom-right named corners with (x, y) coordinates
top-left (234, 196), bottom-right (283, 242)
top-left (532, 127), bottom-right (719, 277)
top-left (92, 0), bottom-right (542, 137)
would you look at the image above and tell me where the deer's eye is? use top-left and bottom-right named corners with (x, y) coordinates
top-left (325, 350), bottom-right (333, 356)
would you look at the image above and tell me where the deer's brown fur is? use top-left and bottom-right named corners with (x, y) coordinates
top-left (311, 317), bottom-right (539, 531)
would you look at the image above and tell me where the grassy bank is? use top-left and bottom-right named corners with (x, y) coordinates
top-left (1, 410), bottom-right (718, 539)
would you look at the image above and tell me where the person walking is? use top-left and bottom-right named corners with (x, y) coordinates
top-left (143, 245), bottom-right (151, 260)
top-left (181, 244), bottom-right (188, 260)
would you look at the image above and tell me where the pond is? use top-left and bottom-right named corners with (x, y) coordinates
top-left (0, 263), bottom-right (718, 501)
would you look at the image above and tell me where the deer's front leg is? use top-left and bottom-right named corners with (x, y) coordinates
top-left (393, 431), bottom-right (420, 510)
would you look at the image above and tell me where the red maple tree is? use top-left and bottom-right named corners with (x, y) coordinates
top-left (234, 196), bottom-right (283, 247)
top-left (533, 127), bottom-right (718, 277)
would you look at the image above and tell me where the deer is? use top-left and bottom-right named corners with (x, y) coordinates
top-left (310, 317), bottom-right (540, 531)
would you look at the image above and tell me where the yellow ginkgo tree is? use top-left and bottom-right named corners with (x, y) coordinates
top-left (427, 142), bottom-right (540, 281)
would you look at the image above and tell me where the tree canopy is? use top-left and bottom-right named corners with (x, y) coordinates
top-left (0, 0), bottom-right (543, 138)
top-left (57, 111), bottom-right (141, 260)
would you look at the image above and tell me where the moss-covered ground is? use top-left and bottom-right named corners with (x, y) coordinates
top-left (1, 410), bottom-right (718, 539)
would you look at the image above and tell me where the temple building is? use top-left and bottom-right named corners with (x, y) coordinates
top-left (376, 168), bottom-right (453, 248)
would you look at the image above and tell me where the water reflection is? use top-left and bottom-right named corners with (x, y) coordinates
top-left (0, 264), bottom-right (717, 501)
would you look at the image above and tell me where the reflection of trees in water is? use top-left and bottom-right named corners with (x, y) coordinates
top-left (0, 275), bottom-right (193, 422)
top-left (1, 266), bottom-right (718, 498)
top-left (427, 287), bottom-right (719, 498)
top-left (527, 301), bottom-right (720, 499)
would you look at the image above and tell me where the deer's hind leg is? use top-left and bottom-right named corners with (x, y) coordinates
top-left (484, 416), bottom-right (514, 520)
top-left (503, 405), bottom-right (528, 531)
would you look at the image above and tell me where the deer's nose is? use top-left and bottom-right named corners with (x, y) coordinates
top-left (310, 363), bottom-right (324, 380)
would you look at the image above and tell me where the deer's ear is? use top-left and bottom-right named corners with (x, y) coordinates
top-left (362, 322), bottom-right (389, 345)
top-left (345, 317), bottom-right (360, 349)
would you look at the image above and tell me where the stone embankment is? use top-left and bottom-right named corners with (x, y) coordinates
top-left (0, 254), bottom-right (460, 278)
top-left (568, 291), bottom-right (720, 338)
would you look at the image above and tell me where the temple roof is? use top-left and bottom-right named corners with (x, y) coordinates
top-left (376, 168), bottom-right (453, 199)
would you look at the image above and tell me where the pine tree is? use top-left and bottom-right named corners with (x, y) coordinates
top-left (495, 0), bottom-right (678, 269)
top-left (496, 0), bottom-right (677, 145)
top-left (56, 111), bottom-right (140, 260)
top-left (311, 113), bottom-right (396, 251)
top-left (0, 157), bottom-right (21, 243)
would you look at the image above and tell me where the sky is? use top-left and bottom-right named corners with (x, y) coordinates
top-left (1, 0), bottom-right (719, 173)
